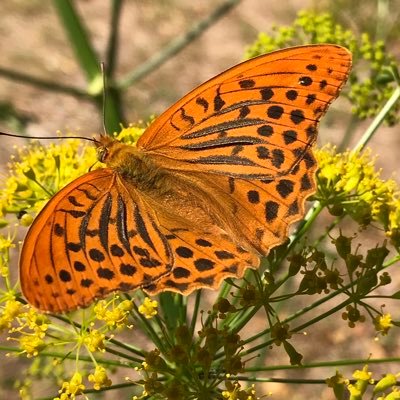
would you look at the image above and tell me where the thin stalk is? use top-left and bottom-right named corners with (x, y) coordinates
top-left (104, 0), bottom-right (125, 129)
top-left (353, 86), bottom-right (400, 152)
top-left (0, 346), bottom-right (140, 366)
top-left (337, 113), bottom-right (359, 152)
top-left (117, 0), bottom-right (242, 89)
top-left (131, 300), bottom-right (171, 354)
top-left (37, 382), bottom-right (138, 400)
top-left (102, 345), bottom-right (145, 364)
top-left (106, 0), bottom-right (124, 78)
top-left (159, 292), bottom-right (185, 333)
top-left (241, 298), bottom-right (352, 358)
top-left (51, 313), bottom-right (145, 357)
top-left (52, 0), bottom-right (122, 132)
top-left (0, 66), bottom-right (88, 98)
top-left (53, 0), bottom-right (100, 81)
top-left (244, 356), bottom-right (400, 372)
top-left (189, 290), bottom-right (202, 336)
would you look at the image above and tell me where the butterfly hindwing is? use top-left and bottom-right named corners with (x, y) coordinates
top-left (195, 149), bottom-right (317, 254)
top-left (20, 169), bottom-right (173, 312)
top-left (144, 226), bottom-right (260, 295)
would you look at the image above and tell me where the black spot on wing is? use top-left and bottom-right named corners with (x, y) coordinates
top-left (181, 118), bottom-right (265, 139)
top-left (265, 201), bottom-right (279, 222)
top-left (54, 223), bottom-right (64, 236)
top-left (116, 194), bottom-right (132, 255)
top-left (239, 79), bottom-right (255, 88)
top-left (68, 196), bottom-right (84, 207)
top-left (290, 110), bottom-right (305, 125)
top-left (173, 267), bottom-right (191, 279)
top-left (260, 88), bottom-right (274, 101)
top-left (267, 105), bottom-right (284, 119)
top-left (180, 108), bottom-right (195, 125)
top-left (99, 193), bottom-right (112, 252)
top-left (299, 76), bottom-right (313, 86)
top-left (134, 205), bottom-right (156, 252)
top-left (214, 91), bottom-right (225, 112)
top-left (194, 258), bottom-right (215, 271)
top-left (276, 179), bottom-right (294, 198)
top-left (247, 190), bottom-right (260, 204)
top-left (176, 246), bottom-right (194, 258)
top-left (196, 97), bottom-right (209, 112)
top-left (257, 125), bottom-right (273, 137)
top-left (186, 154), bottom-right (258, 166)
top-left (286, 90), bottom-right (298, 101)
top-left (179, 135), bottom-right (264, 151)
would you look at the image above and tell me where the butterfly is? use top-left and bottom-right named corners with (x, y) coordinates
top-left (19, 44), bottom-right (352, 313)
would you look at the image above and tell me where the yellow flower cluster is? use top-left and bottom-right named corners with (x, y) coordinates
top-left (88, 365), bottom-right (112, 390)
top-left (315, 146), bottom-right (400, 244)
top-left (54, 372), bottom-right (85, 400)
top-left (222, 381), bottom-right (263, 400)
top-left (327, 365), bottom-right (400, 399)
top-left (83, 329), bottom-right (106, 353)
top-left (0, 299), bottom-right (23, 331)
top-left (3, 301), bottom-right (49, 357)
top-left (93, 298), bottom-right (133, 330)
top-left (0, 126), bottom-right (144, 228)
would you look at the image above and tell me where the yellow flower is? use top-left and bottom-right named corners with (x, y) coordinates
top-left (116, 125), bottom-right (145, 144)
top-left (88, 366), bottom-right (112, 390)
top-left (19, 335), bottom-right (46, 357)
top-left (0, 299), bottom-right (24, 331)
top-left (55, 372), bottom-right (85, 399)
top-left (84, 329), bottom-right (106, 353)
top-left (94, 299), bottom-right (132, 329)
top-left (138, 297), bottom-right (158, 319)
top-left (374, 313), bottom-right (393, 336)
top-left (0, 234), bottom-right (15, 252)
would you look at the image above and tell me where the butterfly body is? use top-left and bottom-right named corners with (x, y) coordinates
top-left (19, 45), bottom-right (352, 312)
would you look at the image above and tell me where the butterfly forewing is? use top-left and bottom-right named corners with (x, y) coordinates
top-left (138, 45), bottom-right (351, 180)
top-left (20, 169), bottom-right (172, 312)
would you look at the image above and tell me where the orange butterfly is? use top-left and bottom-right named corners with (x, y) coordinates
top-left (19, 44), bottom-right (352, 313)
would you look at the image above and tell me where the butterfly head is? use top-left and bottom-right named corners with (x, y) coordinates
top-left (95, 134), bottom-right (122, 165)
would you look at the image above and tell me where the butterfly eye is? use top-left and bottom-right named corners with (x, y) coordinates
top-left (97, 146), bottom-right (109, 163)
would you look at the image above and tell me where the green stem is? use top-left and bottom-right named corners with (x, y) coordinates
top-left (0, 66), bottom-right (88, 98)
top-left (117, 0), bottom-right (242, 89)
top-left (131, 299), bottom-right (171, 354)
top-left (353, 86), bottom-right (400, 152)
top-left (52, 0), bottom-right (122, 132)
top-left (106, 0), bottom-right (124, 78)
top-left (241, 298), bottom-right (352, 357)
top-left (104, 0), bottom-right (125, 130)
top-left (0, 346), bottom-right (141, 366)
top-left (337, 113), bottom-right (359, 152)
top-left (37, 382), bottom-right (138, 400)
top-left (244, 356), bottom-right (400, 372)
top-left (53, 0), bottom-right (100, 81)
top-left (51, 314), bottom-right (145, 357)
top-left (189, 290), bottom-right (202, 337)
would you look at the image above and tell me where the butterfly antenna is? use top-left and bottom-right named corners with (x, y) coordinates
top-left (0, 131), bottom-right (100, 145)
top-left (100, 62), bottom-right (109, 137)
